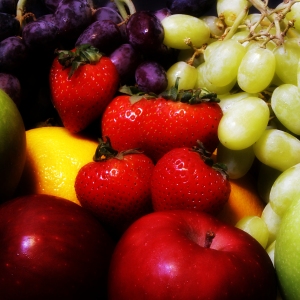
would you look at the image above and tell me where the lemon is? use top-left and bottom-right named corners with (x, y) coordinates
top-left (15, 126), bottom-right (98, 205)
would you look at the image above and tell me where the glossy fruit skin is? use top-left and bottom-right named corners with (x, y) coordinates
top-left (15, 126), bottom-right (99, 205)
top-left (75, 152), bottom-right (155, 235)
top-left (0, 89), bottom-right (26, 202)
top-left (151, 147), bottom-right (231, 215)
top-left (101, 95), bottom-right (222, 162)
top-left (49, 55), bottom-right (119, 133)
top-left (275, 198), bottom-right (300, 300)
top-left (0, 194), bottom-right (114, 300)
top-left (108, 210), bottom-right (277, 300)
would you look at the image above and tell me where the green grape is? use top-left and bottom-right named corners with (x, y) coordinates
top-left (266, 240), bottom-right (276, 265)
top-left (253, 129), bottom-right (300, 172)
top-left (245, 13), bottom-right (272, 29)
top-left (235, 216), bottom-right (269, 249)
top-left (256, 163), bottom-right (282, 204)
top-left (286, 2), bottom-right (300, 32)
top-left (216, 0), bottom-right (249, 27)
top-left (274, 38), bottom-right (300, 85)
top-left (218, 96), bottom-right (269, 150)
top-left (237, 47), bottom-right (275, 93)
top-left (216, 143), bottom-right (255, 179)
top-left (205, 39), bottom-right (246, 87)
top-left (195, 62), bottom-right (235, 95)
top-left (269, 163), bottom-right (300, 217)
top-left (203, 40), bottom-right (222, 62)
top-left (261, 203), bottom-right (281, 247)
top-left (200, 15), bottom-right (225, 37)
top-left (218, 92), bottom-right (257, 113)
top-left (271, 84), bottom-right (300, 135)
top-left (298, 59), bottom-right (300, 93)
top-left (161, 14), bottom-right (210, 50)
top-left (231, 30), bottom-right (250, 46)
top-left (166, 61), bottom-right (198, 90)
top-left (177, 49), bottom-right (204, 68)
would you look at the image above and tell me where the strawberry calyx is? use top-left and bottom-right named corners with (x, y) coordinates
top-left (191, 141), bottom-right (229, 180)
top-left (160, 77), bottom-right (220, 104)
top-left (93, 137), bottom-right (142, 161)
top-left (119, 77), bottom-right (220, 105)
top-left (55, 44), bottom-right (103, 79)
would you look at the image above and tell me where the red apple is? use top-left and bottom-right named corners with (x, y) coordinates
top-left (108, 210), bottom-right (277, 300)
top-left (0, 194), bottom-right (114, 299)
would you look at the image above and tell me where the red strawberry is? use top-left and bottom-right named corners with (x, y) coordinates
top-left (49, 44), bottom-right (119, 133)
top-left (74, 137), bottom-right (155, 236)
top-left (101, 94), bottom-right (153, 152)
top-left (151, 142), bottom-right (231, 215)
top-left (101, 82), bottom-right (223, 162)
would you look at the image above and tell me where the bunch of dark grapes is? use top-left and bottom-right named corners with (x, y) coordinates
top-left (0, 0), bottom-right (217, 129)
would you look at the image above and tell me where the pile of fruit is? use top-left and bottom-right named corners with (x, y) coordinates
top-left (1, 0), bottom-right (300, 298)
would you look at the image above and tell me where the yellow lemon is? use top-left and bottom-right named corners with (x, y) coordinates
top-left (217, 173), bottom-right (265, 226)
top-left (15, 126), bottom-right (98, 205)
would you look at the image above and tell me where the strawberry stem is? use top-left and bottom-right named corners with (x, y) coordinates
top-left (56, 44), bottom-right (103, 79)
top-left (191, 141), bottom-right (229, 179)
top-left (119, 77), bottom-right (220, 105)
top-left (160, 77), bottom-right (220, 104)
top-left (93, 137), bottom-right (142, 161)
top-left (93, 137), bottom-right (119, 161)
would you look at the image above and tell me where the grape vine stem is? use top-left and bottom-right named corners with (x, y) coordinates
top-left (113, 0), bottom-right (136, 20)
top-left (222, 0), bottom-right (300, 46)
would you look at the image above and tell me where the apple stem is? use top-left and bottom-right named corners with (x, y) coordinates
top-left (204, 231), bottom-right (215, 248)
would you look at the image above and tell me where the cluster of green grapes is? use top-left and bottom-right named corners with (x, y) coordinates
top-left (160, 0), bottom-right (300, 262)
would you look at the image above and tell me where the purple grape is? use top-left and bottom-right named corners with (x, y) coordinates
top-left (20, 0), bottom-right (51, 19)
top-left (93, 6), bottom-right (123, 23)
top-left (109, 43), bottom-right (143, 84)
top-left (93, 6), bottom-right (127, 40)
top-left (44, 0), bottom-right (61, 12)
top-left (37, 13), bottom-right (55, 22)
top-left (75, 20), bottom-right (123, 54)
top-left (54, 0), bottom-right (92, 42)
top-left (135, 61), bottom-right (168, 95)
top-left (166, 0), bottom-right (217, 17)
top-left (0, 0), bottom-right (17, 14)
top-left (145, 43), bottom-right (179, 71)
top-left (22, 18), bottom-right (58, 50)
top-left (0, 36), bottom-right (28, 73)
top-left (0, 72), bottom-right (21, 106)
top-left (126, 11), bottom-right (164, 54)
top-left (153, 8), bottom-right (171, 22)
top-left (0, 12), bottom-right (20, 42)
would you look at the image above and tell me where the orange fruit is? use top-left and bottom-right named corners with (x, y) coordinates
top-left (217, 173), bottom-right (266, 226)
top-left (15, 126), bottom-right (99, 205)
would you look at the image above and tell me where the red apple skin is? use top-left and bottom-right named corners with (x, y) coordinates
top-left (108, 210), bottom-right (277, 300)
top-left (0, 194), bottom-right (115, 300)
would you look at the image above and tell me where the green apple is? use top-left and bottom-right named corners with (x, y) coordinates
top-left (0, 89), bottom-right (26, 202)
top-left (275, 197), bottom-right (300, 300)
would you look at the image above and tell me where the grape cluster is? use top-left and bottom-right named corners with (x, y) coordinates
top-left (0, 0), bottom-right (218, 128)
top-left (0, 0), bottom-right (295, 137)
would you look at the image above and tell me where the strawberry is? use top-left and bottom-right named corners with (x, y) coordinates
top-left (101, 93), bottom-right (153, 153)
top-left (150, 142), bottom-right (231, 215)
top-left (101, 81), bottom-right (223, 162)
top-left (74, 137), bottom-right (155, 236)
top-left (49, 44), bottom-right (119, 133)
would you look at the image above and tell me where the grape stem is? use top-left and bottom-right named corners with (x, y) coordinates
top-left (222, 0), bottom-right (300, 46)
top-left (184, 38), bottom-right (207, 66)
top-left (15, 0), bottom-right (36, 29)
top-left (113, 0), bottom-right (136, 20)
top-left (222, 3), bottom-right (252, 41)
